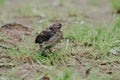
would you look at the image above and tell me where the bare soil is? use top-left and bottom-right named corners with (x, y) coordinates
top-left (0, 23), bottom-right (32, 47)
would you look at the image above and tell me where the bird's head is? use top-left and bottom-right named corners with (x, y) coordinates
top-left (49, 23), bottom-right (62, 32)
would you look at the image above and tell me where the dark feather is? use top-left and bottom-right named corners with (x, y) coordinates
top-left (35, 30), bottom-right (54, 43)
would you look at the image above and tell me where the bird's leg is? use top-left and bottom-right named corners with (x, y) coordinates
top-left (49, 48), bottom-right (52, 53)
top-left (39, 44), bottom-right (42, 50)
top-left (49, 48), bottom-right (56, 54)
top-left (39, 45), bottom-right (48, 56)
top-left (39, 44), bottom-right (45, 54)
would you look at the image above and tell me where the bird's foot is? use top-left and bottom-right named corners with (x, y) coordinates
top-left (49, 48), bottom-right (56, 54)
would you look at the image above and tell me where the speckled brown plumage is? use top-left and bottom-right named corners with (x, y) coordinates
top-left (35, 23), bottom-right (63, 54)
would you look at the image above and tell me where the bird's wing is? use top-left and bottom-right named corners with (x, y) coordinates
top-left (35, 30), bottom-right (54, 44)
top-left (43, 31), bottom-right (63, 46)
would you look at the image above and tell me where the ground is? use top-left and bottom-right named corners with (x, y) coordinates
top-left (0, 0), bottom-right (120, 80)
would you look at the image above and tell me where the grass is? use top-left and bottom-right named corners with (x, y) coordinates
top-left (110, 0), bottom-right (120, 12)
top-left (0, 0), bottom-right (120, 80)
top-left (0, 0), bottom-right (5, 7)
top-left (4, 16), bottom-right (119, 79)
top-left (64, 19), bottom-right (120, 57)
top-left (89, 0), bottom-right (101, 6)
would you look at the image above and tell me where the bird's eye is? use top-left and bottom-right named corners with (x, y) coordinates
top-left (58, 23), bottom-right (62, 27)
top-left (57, 23), bottom-right (62, 29)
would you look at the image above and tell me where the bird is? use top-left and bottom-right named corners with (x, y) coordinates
top-left (35, 23), bottom-right (63, 55)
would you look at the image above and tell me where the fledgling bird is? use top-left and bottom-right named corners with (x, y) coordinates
top-left (35, 23), bottom-right (63, 54)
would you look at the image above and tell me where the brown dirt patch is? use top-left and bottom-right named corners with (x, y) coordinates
top-left (0, 22), bottom-right (32, 46)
